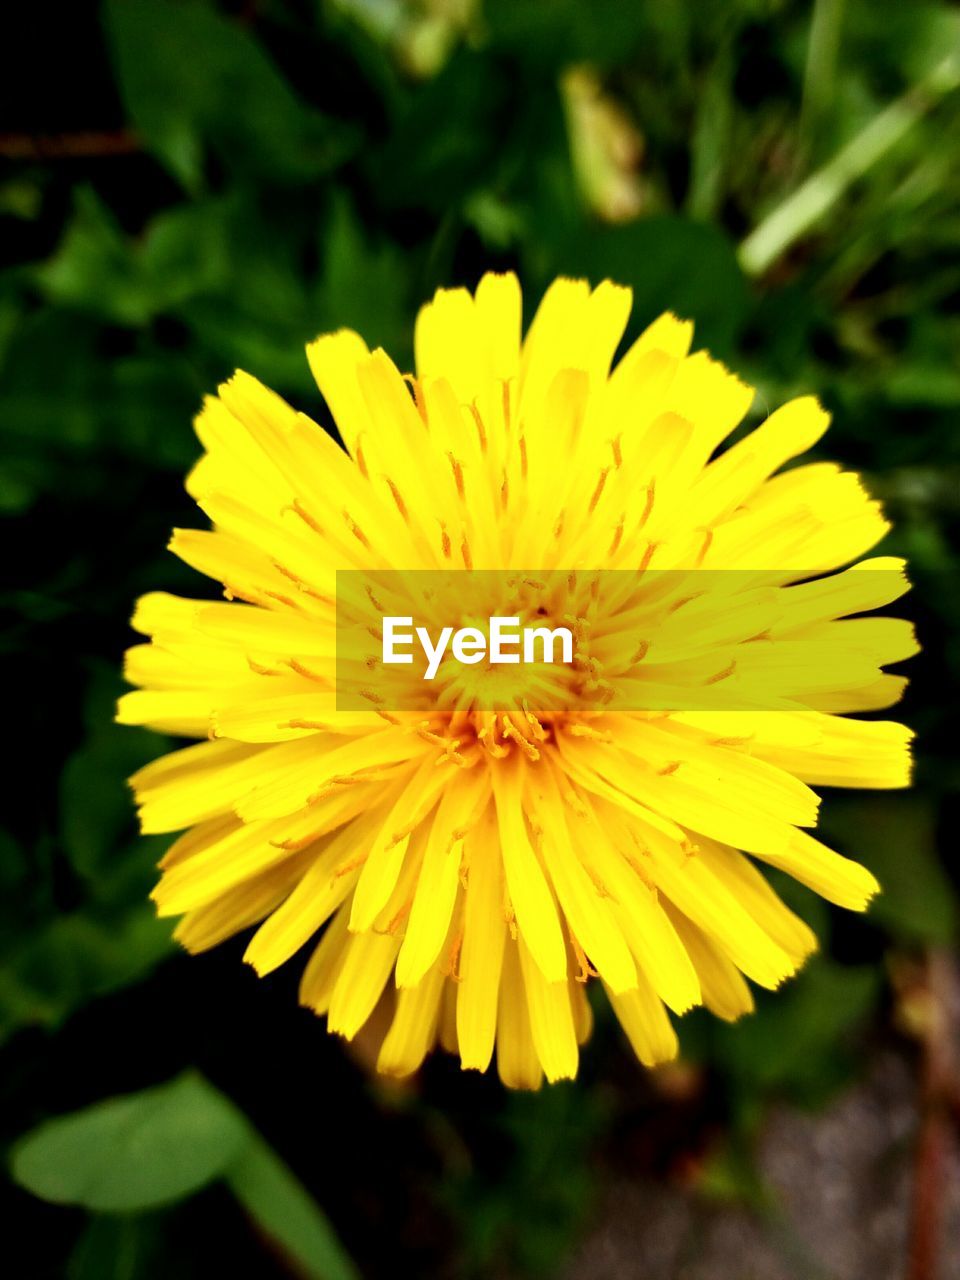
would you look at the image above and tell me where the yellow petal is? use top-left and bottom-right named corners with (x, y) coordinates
top-left (299, 905), bottom-right (352, 1014)
top-left (757, 828), bottom-right (879, 911)
top-left (605, 972), bottom-right (678, 1067)
top-left (491, 762), bottom-right (567, 983)
top-left (174, 858), bottom-right (300, 954)
top-left (377, 966), bottom-right (445, 1078)
top-left (496, 940), bottom-right (543, 1090)
top-left (518, 937), bottom-right (579, 1082)
top-left (457, 810), bottom-right (507, 1072)
top-left (326, 927), bottom-right (400, 1040)
top-left (663, 904), bottom-right (755, 1022)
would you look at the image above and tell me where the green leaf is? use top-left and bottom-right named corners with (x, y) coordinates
top-left (13, 1073), bottom-right (360, 1277)
top-left (37, 189), bottom-right (235, 326)
top-left (681, 956), bottom-right (881, 1107)
top-left (0, 828), bottom-right (27, 893)
top-left (369, 48), bottom-right (506, 212)
top-left (821, 793), bottom-right (958, 945)
top-left (10, 1073), bottom-right (250, 1212)
top-left (104, 0), bottom-right (357, 189)
top-left (0, 909), bottom-right (173, 1045)
top-left (60, 667), bottom-right (168, 882)
top-left (317, 198), bottom-right (411, 361)
top-left (67, 1215), bottom-right (158, 1280)
top-left (36, 189), bottom-right (152, 327)
top-left (0, 306), bottom-right (200, 471)
top-left (483, 0), bottom-right (650, 68)
top-left (227, 1137), bottom-right (359, 1280)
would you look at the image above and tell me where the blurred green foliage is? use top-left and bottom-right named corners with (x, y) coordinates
top-left (1, 0), bottom-right (959, 1276)
top-left (12, 1071), bottom-right (357, 1278)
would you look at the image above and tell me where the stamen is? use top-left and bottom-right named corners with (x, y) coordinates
top-left (223, 584), bottom-right (262, 605)
top-left (290, 499), bottom-right (324, 536)
top-left (588, 467), bottom-right (610, 513)
top-left (584, 864), bottom-right (610, 897)
top-left (271, 561), bottom-right (330, 603)
top-left (247, 656), bottom-right (285, 676)
top-left (520, 700), bottom-right (548, 741)
top-left (561, 784), bottom-right (590, 820)
top-left (354, 436), bottom-right (369, 479)
top-left (638, 540), bottom-right (659, 573)
top-left (402, 374), bottom-right (427, 423)
top-left (433, 739), bottom-right (468, 767)
top-left (608, 518), bottom-right (625, 557)
top-left (444, 930), bottom-right (464, 982)
top-left (469, 401), bottom-right (488, 453)
top-left (639, 481), bottom-right (655, 529)
top-left (695, 526), bottom-right (714, 566)
top-left (630, 640), bottom-right (649, 664)
top-left (343, 510), bottom-right (371, 549)
top-left (263, 590), bottom-right (304, 610)
top-left (416, 724), bottom-right (448, 746)
top-left (568, 723), bottom-right (613, 743)
top-left (272, 832), bottom-right (320, 852)
top-left (331, 853), bottom-right (367, 880)
top-left (623, 850), bottom-right (653, 887)
top-left (503, 896), bottom-right (518, 940)
top-left (570, 931), bottom-right (597, 983)
top-left (477, 723), bottom-right (510, 759)
top-left (383, 477), bottom-right (409, 523)
top-left (705, 660), bottom-right (737, 684)
top-left (501, 719), bottom-right (540, 761)
top-left (447, 452), bottom-right (465, 500)
top-left (287, 658), bottom-right (327, 683)
top-left (385, 898), bottom-right (413, 934)
top-left (308, 767), bottom-right (389, 805)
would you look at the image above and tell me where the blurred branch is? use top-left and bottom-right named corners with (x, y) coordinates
top-left (903, 950), bottom-right (960, 1280)
top-left (0, 131), bottom-right (141, 160)
top-left (686, 45), bottom-right (733, 220)
top-left (739, 49), bottom-right (960, 277)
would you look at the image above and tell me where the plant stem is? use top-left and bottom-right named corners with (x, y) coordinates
top-left (798, 0), bottom-right (846, 159)
top-left (739, 50), bottom-right (960, 277)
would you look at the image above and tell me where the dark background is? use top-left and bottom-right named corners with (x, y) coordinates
top-left (1, 2), bottom-right (959, 1277)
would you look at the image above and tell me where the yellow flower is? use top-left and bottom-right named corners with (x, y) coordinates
top-left (120, 273), bottom-right (916, 1088)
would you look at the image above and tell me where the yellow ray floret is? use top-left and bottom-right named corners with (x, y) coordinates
top-left (121, 271), bottom-right (915, 1088)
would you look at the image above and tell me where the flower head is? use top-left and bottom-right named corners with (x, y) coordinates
top-left (120, 273), bottom-right (916, 1087)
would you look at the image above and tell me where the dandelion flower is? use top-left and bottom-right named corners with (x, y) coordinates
top-left (120, 273), bottom-right (916, 1088)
